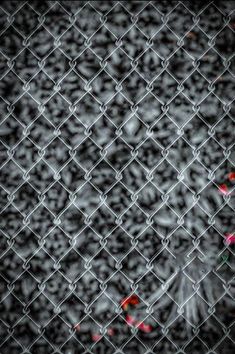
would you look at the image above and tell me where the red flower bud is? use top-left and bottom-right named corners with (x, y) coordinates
top-left (228, 172), bottom-right (235, 181)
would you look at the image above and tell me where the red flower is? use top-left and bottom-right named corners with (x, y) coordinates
top-left (218, 184), bottom-right (229, 195)
top-left (228, 172), bottom-right (235, 181)
top-left (121, 295), bottom-right (139, 310)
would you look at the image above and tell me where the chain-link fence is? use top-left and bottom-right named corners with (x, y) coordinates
top-left (0, 1), bottom-right (235, 353)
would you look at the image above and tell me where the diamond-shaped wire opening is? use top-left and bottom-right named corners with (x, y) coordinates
top-left (136, 183), bottom-right (163, 215)
top-left (58, 71), bottom-right (86, 104)
top-left (105, 47), bottom-right (133, 80)
top-left (90, 114), bottom-right (117, 147)
top-left (151, 158), bottom-right (178, 193)
top-left (59, 26), bottom-right (85, 59)
top-left (75, 3), bottom-right (101, 37)
top-left (90, 160), bottom-right (117, 193)
top-left (43, 2), bottom-right (71, 37)
top-left (59, 114), bottom-right (86, 148)
top-left (167, 47), bottom-right (194, 81)
top-left (43, 48), bottom-right (71, 82)
top-left (214, 115), bottom-right (235, 149)
top-left (137, 2), bottom-right (162, 37)
top-left (90, 292), bottom-right (117, 326)
top-left (152, 27), bottom-right (178, 59)
top-left (184, 336), bottom-right (209, 354)
top-left (59, 205), bottom-right (85, 238)
top-left (59, 248), bottom-right (85, 281)
top-left (166, 3), bottom-right (194, 38)
top-left (90, 248), bottom-right (117, 283)
top-left (74, 183), bottom-right (100, 214)
top-left (121, 248), bottom-right (148, 282)
top-left (121, 26), bottom-right (148, 58)
top-left (0, 71), bottom-right (23, 103)
top-left (215, 26), bottom-right (235, 59)
top-left (137, 138), bottom-right (162, 170)
top-left (182, 26), bottom-right (209, 58)
top-left (44, 137), bottom-right (70, 170)
top-left (122, 115), bottom-right (148, 147)
top-left (214, 71), bottom-right (235, 103)
top-left (166, 138), bottom-right (194, 171)
top-left (75, 48), bottom-right (101, 82)
top-left (198, 48), bottom-right (226, 81)
top-left (106, 182), bottom-right (132, 215)
top-left (199, 137), bottom-right (224, 170)
top-left (29, 115), bottom-right (55, 148)
top-left (0, 25), bottom-right (23, 58)
top-left (109, 139), bottom-right (135, 172)
top-left (74, 226), bottom-right (102, 260)
top-left (29, 71), bottom-right (55, 102)
top-left (105, 228), bottom-right (133, 260)
top-left (105, 92), bottom-right (132, 126)
top-left (0, 248), bottom-right (24, 282)
top-left (91, 70), bottom-right (117, 102)
top-left (13, 48), bottom-right (39, 82)
top-left (28, 26), bottom-right (55, 59)
top-left (122, 160), bottom-right (147, 194)
top-left (104, 2), bottom-right (132, 37)
top-left (44, 271), bottom-right (70, 304)
top-left (74, 137), bottom-right (101, 170)
top-left (43, 227), bottom-right (71, 261)
top-left (13, 3), bottom-right (39, 36)
top-left (121, 204), bottom-right (147, 236)
top-left (60, 159), bottom-right (85, 192)
top-left (198, 4), bottom-right (225, 37)
top-left (91, 26), bottom-right (117, 60)
top-left (122, 70), bottom-right (149, 103)
top-left (76, 94), bottom-right (100, 126)
top-left (13, 182), bottom-right (39, 214)
top-left (0, 114), bottom-right (23, 148)
top-left (90, 205), bottom-right (116, 236)
top-left (184, 114), bottom-right (209, 147)
top-left (44, 182), bottom-right (70, 215)
top-left (0, 160), bottom-right (23, 192)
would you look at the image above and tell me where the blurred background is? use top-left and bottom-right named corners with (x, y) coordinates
top-left (0, 1), bottom-right (235, 353)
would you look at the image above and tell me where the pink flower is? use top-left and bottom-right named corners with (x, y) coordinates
top-left (225, 233), bottom-right (235, 245)
top-left (73, 323), bottom-right (80, 331)
top-left (126, 314), bottom-right (136, 326)
top-left (230, 22), bottom-right (235, 29)
top-left (136, 322), bottom-right (152, 333)
top-left (92, 333), bottom-right (101, 342)
top-left (107, 328), bottom-right (114, 336)
top-left (218, 184), bottom-right (229, 195)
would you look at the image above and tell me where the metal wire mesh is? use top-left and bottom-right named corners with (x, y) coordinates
top-left (0, 1), bottom-right (235, 353)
